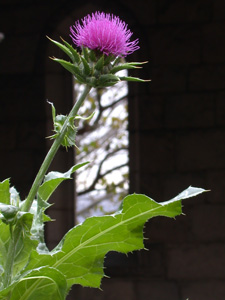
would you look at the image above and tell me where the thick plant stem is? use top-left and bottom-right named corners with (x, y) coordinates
top-left (22, 85), bottom-right (92, 213)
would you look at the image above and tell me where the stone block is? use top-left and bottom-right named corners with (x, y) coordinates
top-left (69, 285), bottom-right (104, 300)
top-left (71, 279), bottom-right (135, 300)
top-left (150, 65), bottom-right (187, 93)
top-left (145, 215), bottom-right (193, 244)
top-left (135, 279), bottom-right (179, 300)
top-left (165, 93), bottom-right (215, 129)
top-left (136, 245), bottom-right (165, 277)
top-left (206, 170), bottom-right (225, 203)
top-left (213, 0), bottom-right (225, 21)
top-left (16, 121), bottom-right (45, 150)
top-left (0, 125), bottom-right (17, 150)
top-left (140, 132), bottom-right (175, 173)
top-left (157, 0), bottom-right (212, 23)
top-left (138, 172), bottom-right (164, 200)
top-left (149, 26), bottom-right (201, 65)
top-left (176, 129), bottom-right (225, 171)
top-left (203, 23), bottom-right (225, 63)
top-left (0, 4), bottom-right (48, 35)
top-left (167, 243), bottom-right (225, 279)
top-left (138, 95), bottom-right (164, 130)
top-left (101, 279), bottom-right (135, 300)
top-left (120, 0), bottom-right (156, 25)
top-left (189, 64), bottom-right (225, 91)
top-left (216, 92), bottom-right (225, 126)
top-left (0, 74), bottom-right (45, 121)
top-left (0, 35), bottom-right (39, 73)
top-left (0, 150), bottom-right (36, 185)
top-left (181, 280), bottom-right (225, 300)
top-left (190, 204), bottom-right (225, 241)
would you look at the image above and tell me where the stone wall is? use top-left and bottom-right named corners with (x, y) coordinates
top-left (0, 0), bottom-right (225, 299)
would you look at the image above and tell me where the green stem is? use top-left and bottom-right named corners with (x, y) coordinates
top-left (3, 225), bottom-right (21, 288)
top-left (4, 85), bottom-right (91, 287)
top-left (22, 84), bottom-right (92, 212)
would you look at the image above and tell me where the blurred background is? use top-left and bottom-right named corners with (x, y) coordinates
top-left (0, 1), bottom-right (225, 299)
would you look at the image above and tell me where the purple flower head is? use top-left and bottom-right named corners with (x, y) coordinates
top-left (70, 12), bottom-right (139, 57)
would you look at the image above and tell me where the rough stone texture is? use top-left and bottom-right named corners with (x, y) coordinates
top-left (181, 280), bottom-right (225, 300)
top-left (1, 0), bottom-right (225, 299)
top-left (167, 243), bottom-right (225, 279)
top-left (135, 280), bottom-right (180, 300)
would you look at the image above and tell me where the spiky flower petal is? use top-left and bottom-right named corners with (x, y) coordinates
top-left (70, 12), bottom-right (139, 57)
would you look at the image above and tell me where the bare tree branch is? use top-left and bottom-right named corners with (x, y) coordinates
top-left (77, 178), bottom-right (127, 216)
top-left (78, 146), bottom-right (128, 196)
top-left (77, 93), bottom-right (127, 135)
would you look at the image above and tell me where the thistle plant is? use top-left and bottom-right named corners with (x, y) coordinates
top-left (0, 11), bottom-right (206, 300)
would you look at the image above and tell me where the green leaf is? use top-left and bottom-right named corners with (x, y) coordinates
top-left (38, 162), bottom-right (89, 202)
top-left (0, 267), bottom-right (67, 300)
top-left (61, 38), bottom-right (80, 64)
top-left (0, 179), bottom-right (10, 205)
top-left (82, 47), bottom-right (89, 62)
top-left (51, 58), bottom-right (83, 78)
top-left (24, 186), bottom-right (206, 290)
top-left (29, 198), bottom-right (51, 254)
top-left (12, 212), bottom-right (37, 277)
top-left (119, 76), bottom-right (151, 83)
top-left (47, 37), bottom-right (74, 62)
top-left (110, 62), bottom-right (147, 74)
top-left (0, 221), bottom-right (10, 279)
top-left (95, 56), bottom-right (104, 71)
top-left (10, 187), bottom-right (20, 207)
top-left (89, 50), bottom-right (97, 62)
top-left (0, 211), bottom-right (37, 286)
top-left (48, 101), bottom-right (56, 123)
top-left (81, 56), bottom-right (91, 76)
top-left (104, 54), bottom-right (115, 65)
top-left (96, 74), bottom-right (120, 87)
top-left (75, 111), bottom-right (95, 121)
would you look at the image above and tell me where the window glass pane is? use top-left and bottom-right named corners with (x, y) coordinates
top-left (74, 71), bottom-right (129, 223)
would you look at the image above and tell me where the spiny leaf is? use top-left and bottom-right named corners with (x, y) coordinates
top-left (97, 74), bottom-right (120, 87)
top-left (119, 76), bottom-right (151, 83)
top-left (89, 50), bottom-right (97, 62)
top-left (104, 54), bottom-right (115, 65)
top-left (12, 212), bottom-right (37, 277)
top-left (95, 56), bottom-right (104, 71)
top-left (47, 36), bottom-right (73, 62)
top-left (60, 37), bottom-right (80, 64)
top-left (82, 47), bottom-right (89, 62)
top-left (0, 267), bottom-right (67, 300)
top-left (0, 221), bottom-right (10, 277)
top-left (38, 162), bottom-right (89, 202)
top-left (110, 62), bottom-right (147, 74)
top-left (81, 56), bottom-right (91, 76)
top-left (23, 186), bottom-right (206, 290)
top-left (51, 58), bottom-right (83, 79)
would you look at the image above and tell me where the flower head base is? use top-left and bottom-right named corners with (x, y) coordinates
top-left (70, 12), bottom-right (139, 57)
top-left (48, 12), bottom-right (149, 88)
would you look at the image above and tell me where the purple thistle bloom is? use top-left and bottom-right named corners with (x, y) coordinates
top-left (70, 12), bottom-right (139, 57)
